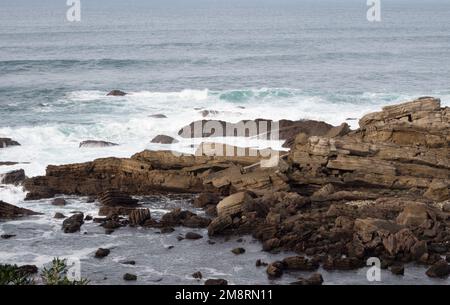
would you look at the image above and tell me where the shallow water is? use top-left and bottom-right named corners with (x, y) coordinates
top-left (1, 191), bottom-right (448, 285)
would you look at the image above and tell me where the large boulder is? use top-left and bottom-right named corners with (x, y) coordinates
top-left (0, 138), bottom-right (20, 148)
top-left (62, 213), bottom-right (84, 233)
top-left (216, 192), bottom-right (254, 217)
top-left (426, 260), bottom-right (450, 278)
top-left (0, 201), bottom-right (40, 219)
top-left (396, 203), bottom-right (431, 227)
top-left (423, 180), bottom-right (449, 202)
top-left (0, 169), bottom-right (26, 185)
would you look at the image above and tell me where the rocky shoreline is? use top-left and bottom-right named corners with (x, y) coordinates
top-left (1, 97), bottom-right (449, 284)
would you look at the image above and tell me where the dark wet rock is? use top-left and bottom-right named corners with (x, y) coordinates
top-left (426, 260), bottom-right (450, 278)
top-left (54, 212), bottom-right (66, 219)
top-left (150, 135), bottom-right (179, 144)
top-left (101, 217), bottom-right (126, 230)
top-left (204, 279), bottom-right (228, 285)
top-left (262, 238), bottom-right (281, 252)
top-left (266, 261), bottom-right (284, 278)
top-left (390, 264), bottom-right (405, 275)
top-left (0, 138), bottom-right (20, 148)
top-left (231, 247), bottom-right (245, 255)
top-left (185, 232), bottom-right (203, 240)
top-left (208, 215), bottom-right (233, 236)
top-left (290, 273), bottom-right (324, 285)
top-left (123, 273), bottom-right (137, 281)
top-left (107, 90), bottom-right (127, 96)
top-left (151, 208), bottom-right (210, 229)
top-left (79, 140), bottom-right (119, 148)
top-left (105, 229), bottom-right (115, 234)
top-left (200, 110), bottom-right (220, 117)
top-left (84, 215), bottom-right (93, 221)
top-left (1, 234), bottom-right (16, 239)
top-left (255, 259), bottom-right (268, 267)
top-left (95, 248), bottom-right (110, 258)
top-left (0, 200), bottom-right (40, 219)
top-left (148, 114), bottom-right (167, 118)
top-left (160, 227), bottom-right (175, 234)
top-left (1, 169), bottom-right (26, 185)
top-left (0, 162), bottom-right (20, 166)
top-left (192, 271), bottom-right (203, 279)
top-left (86, 196), bottom-right (96, 203)
top-left (120, 260), bottom-right (136, 265)
top-left (52, 198), bottom-right (67, 206)
top-left (62, 213), bottom-right (84, 233)
top-left (129, 208), bottom-right (151, 226)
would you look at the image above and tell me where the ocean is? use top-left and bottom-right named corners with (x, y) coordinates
top-left (1, 0), bottom-right (450, 284)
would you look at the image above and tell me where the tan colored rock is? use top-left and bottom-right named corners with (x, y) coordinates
top-left (424, 179), bottom-right (449, 202)
top-left (396, 203), bottom-right (430, 227)
top-left (216, 192), bottom-right (254, 217)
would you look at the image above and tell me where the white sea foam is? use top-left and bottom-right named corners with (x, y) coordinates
top-left (1, 88), bottom-right (448, 204)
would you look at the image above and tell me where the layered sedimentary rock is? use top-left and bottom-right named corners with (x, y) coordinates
top-left (0, 201), bottom-right (40, 219)
top-left (24, 146), bottom-right (285, 200)
top-left (288, 97), bottom-right (449, 201)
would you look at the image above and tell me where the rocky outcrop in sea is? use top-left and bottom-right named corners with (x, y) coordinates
top-left (5, 97), bottom-right (450, 282)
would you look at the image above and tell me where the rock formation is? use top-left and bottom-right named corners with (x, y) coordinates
top-left (0, 138), bottom-right (20, 148)
top-left (19, 97), bottom-right (450, 280)
top-left (0, 201), bottom-right (40, 219)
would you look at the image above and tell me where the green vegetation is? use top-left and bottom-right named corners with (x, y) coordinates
top-left (0, 258), bottom-right (89, 285)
